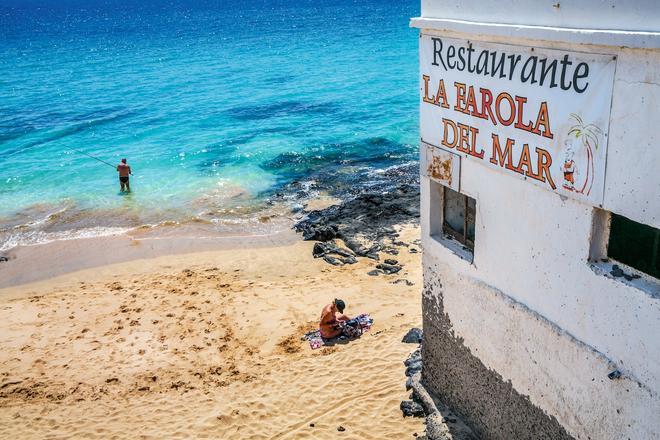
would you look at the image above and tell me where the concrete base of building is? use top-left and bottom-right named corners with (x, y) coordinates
top-left (408, 370), bottom-right (478, 440)
top-left (421, 287), bottom-right (574, 439)
top-left (421, 254), bottom-right (659, 440)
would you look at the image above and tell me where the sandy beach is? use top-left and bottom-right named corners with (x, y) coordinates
top-left (0, 224), bottom-right (423, 439)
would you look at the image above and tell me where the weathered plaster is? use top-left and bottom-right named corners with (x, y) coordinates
top-left (421, 260), bottom-right (574, 440)
top-left (419, 0), bottom-right (660, 34)
top-left (414, 3), bottom-right (660, 437)
top-left (422, 253), bottom-right (660, 439)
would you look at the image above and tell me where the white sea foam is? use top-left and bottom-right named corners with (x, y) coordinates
top-left (368, 161), bottom-right (417, 175)
top-left (0, 226), bottom-right (131, 252)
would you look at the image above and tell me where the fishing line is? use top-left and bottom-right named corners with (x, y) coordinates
top-left (70, 148), bottom-right (116, 168)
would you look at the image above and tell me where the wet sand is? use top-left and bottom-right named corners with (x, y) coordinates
top-left (0, 225), bottom-right (423, 439)
top-left (0, 227), bottom-right (297, 288)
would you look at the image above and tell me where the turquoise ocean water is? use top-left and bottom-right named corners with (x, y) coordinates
top-left (0, 0), bottom-right (419, 251)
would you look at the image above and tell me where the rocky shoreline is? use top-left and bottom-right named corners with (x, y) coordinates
top-left (401, 328), bottom-right (478, 440)
top-left (293, 180), bottom-right (421, 276)
top-left (289, 170), bottom-right (480, 439)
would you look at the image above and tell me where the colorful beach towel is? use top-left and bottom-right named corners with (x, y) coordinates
top-left (302, 313), bottom-right (374, 350)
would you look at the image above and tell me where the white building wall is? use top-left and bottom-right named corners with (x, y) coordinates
top-left (421, 172), bottom-right (660, 438)
top-left (421, 0), bottom-right (660, 33)
top-left (604, 47), bottom-right (660, 228)
top-left (414, 2), bottom-right (660, 439)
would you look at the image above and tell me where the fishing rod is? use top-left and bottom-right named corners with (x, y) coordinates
top-left (70, 148), bottom-right (116, 169)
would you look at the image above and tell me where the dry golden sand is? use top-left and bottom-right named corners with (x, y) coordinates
top-left (0, 226), bottom-right (423, 439)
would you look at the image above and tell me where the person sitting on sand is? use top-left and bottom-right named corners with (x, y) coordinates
top-left (319, 298), bottom-right (351, 339)
top-left (117, 158), bottom-right (132, 192)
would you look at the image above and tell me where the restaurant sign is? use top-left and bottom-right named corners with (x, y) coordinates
top-left (420, 35), bottom-right (616, 206)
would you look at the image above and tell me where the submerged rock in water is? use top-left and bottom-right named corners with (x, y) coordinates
top-left (402, 328), bottom-right (423, 344)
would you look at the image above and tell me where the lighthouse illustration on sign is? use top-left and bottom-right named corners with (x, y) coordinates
top-left (561, 114), bottom-right (604, 196)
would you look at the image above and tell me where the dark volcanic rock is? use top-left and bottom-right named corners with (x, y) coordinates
top-left (402, 328), bottom-right (423, 344)
top-left (333, 248), bottom-right (355, 258)
top-left (345, 240), bottom-right (381, 260)
top-left (313, 241), bottom-right (358, 266)
top-left (0, 256), bottom-right (8, 263)
top-left (344, 239), bottom-right (369, 256)
top-left (312, 242), bottom-right (326, 258)
top-left (294, 183), bottom-right (420, 263)
top-left (323, 256), bottom-right (343, 266)
top-left (337, 425), bottom-right (346, 432)
top-left (313, 241), bottom-right (355, 259)
top-left (339, 256), bottom-right (358, 265)
top-left (404, 348), bottom-right (422, 377)
top-left (384, 258), bottom-right (398, 265)
top-left (367, 269), bottom-right (382, 276)
top-left (301, 224), bottom-right (339, 241)
top-left (393, 279), bottom-right (415, 286)
top-left (376, 263), bottom-right (402, 274)
top-left (400, 400), bottom-right (425, 417)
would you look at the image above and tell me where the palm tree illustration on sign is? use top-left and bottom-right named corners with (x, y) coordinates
top-left (561, 113), bottom-right (603, 196)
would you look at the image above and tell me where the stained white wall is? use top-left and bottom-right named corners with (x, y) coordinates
top-left (421, 160), bottom-right (660, 437)
top-left (604, 47), bottom-right (660, 227)
top-left (422, 248), bottom-right (660, 439)
top-left (415, 3), bottom-right (660, 439)
top-left (421, 0), bottom-right (660, 33)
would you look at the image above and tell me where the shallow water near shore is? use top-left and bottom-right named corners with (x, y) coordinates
top-left (0, 0), bottom-right (419, 251)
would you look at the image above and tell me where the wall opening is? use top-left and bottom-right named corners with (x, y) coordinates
top-left (429, 180), bottom-right (475, 262)
top-left (608, 213), bottom-right (660, 279)
top-left (590, 209), bottom-right (660, 285)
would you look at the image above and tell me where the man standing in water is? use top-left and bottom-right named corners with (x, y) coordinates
top-left (117, 158), bottom-right (132, 192)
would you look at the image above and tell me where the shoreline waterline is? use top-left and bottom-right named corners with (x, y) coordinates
top-left (0, 225), bottom-right (299, 289)
top-left (1, 160), bottom-right (421, 288)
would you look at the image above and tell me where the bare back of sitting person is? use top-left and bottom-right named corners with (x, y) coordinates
top-left (319, 298), bottom-right (350, 339)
